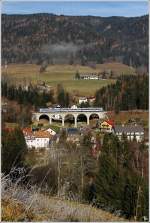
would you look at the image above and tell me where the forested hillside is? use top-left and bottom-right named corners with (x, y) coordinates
top-left (95, 74), bottom-right (148, 111)
top-left (2, 14), bottom-right (148, 68)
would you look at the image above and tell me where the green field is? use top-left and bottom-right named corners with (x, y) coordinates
top-left (47, 79), bottom-right (115, 95)
top-left (2, 63), bottom-right (135, 96)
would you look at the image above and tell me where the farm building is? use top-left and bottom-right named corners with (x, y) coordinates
top-left (79, 73), bottom-right (101, 80)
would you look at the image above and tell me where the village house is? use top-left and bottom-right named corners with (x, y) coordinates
top-left (79, 73), bottom-right (100, 80)
top-left (80, 126), bottom-right (91, 135)
top-left (52, 114), bottom-right (62, 120)
top-left (114, 124), bottom-right (144, 142)
top-left (78, 96), bottom-right (95, 105)
top-left (2, 101), bottom-right (8, 113)
top-left (87, 96), bottom-right (96, 104)
top-left (71, 105), bottom-right (78, 109)
top-left (37, 81), bottom-right (52, 93)
top-left (100, 120), bottom-right (114, 133)
top-left (66, 128), bottom-right (81, 144)
top-left (45, 127), bottom-right (56, 136)
top-left (23, 128), bottom-right (53, 149)
top-left (78, 97), bottom-right (88, 104)
top-left (22, 85), bottom-right (29, 91)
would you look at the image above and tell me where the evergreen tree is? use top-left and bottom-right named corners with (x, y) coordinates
top-left (95, 153), bottom-right (124, 210)
top-left (65, 92), bottom-right (70, 107)
top-left (122, 173), bottom-right (148, 220)
top-left (95, 75), bottom-right (148, 111)
top-left (121, 174), bottom-right (137, 219)
top-left (75, 71), bottom-right (80, 80)
top-left (2, 81), bottom-right (54, 107)
top-left (2, 128), bottom-right (27, 174)
top-left (57, 84), bottom-right (70, 107)
top-left (95, 133), bottom-right (149, 220)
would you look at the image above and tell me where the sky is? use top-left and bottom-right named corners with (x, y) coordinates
top-left (1, 1), bottom-right (149, 17)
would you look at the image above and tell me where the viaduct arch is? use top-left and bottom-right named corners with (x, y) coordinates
top-left (32, 108), bottom-right (107, 127)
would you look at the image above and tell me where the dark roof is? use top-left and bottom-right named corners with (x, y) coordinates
top-left (80, 126), bottom-right (91, 133)
top-left (67, 128), bottom-right (80, 135)
top-left (52, 134), bottom-right (60, 141)
top-left (114, 125), bottom-right (144, 133)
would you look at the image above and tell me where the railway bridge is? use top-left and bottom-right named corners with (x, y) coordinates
top-left (32, 107), bottom-right (107, 127)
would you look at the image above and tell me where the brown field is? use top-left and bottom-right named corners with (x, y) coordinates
top-left (2, 196), bottom-right (126, 222)
top-left (107, 110), bottom-right (149, 128)
top-left (2, 62), bottom-right (135, 96)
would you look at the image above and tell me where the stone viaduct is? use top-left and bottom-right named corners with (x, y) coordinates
top-left (32, 107), bottom-right (107, 127)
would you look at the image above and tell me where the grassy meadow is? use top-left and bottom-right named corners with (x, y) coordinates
top-left (2, 173), bottom-right (126, 222)
top-left (2, 62), bottom-right (135, 96)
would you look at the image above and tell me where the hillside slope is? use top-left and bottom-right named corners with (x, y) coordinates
top-left (1, 172), bottom-right (126, 222)
top-left (2, 196), bottom-right (126, 222)
top-left (2, 14), bottom-right (148, 68)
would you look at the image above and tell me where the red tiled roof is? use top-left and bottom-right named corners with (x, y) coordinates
top-left (22, 127), bottom-right (32, 133)
top-left (106, 120), bottom-right (114, 126)
top-left (23, 127), bottom-right (53, 139)
top-left (34, 130), bottom-right (52, 138)
top-left (87, 96), bottom-right (95, 99)
top-left (4, 127), bottom-right (14, 132)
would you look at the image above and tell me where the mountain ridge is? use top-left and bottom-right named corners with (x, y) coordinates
top-left (2, 14), bottom-right (148, 68)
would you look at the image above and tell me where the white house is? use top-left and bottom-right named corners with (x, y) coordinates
top-left (23, 128), bottom-right (52, 149)
top-left (80, 73), bottom-right (99, 80)
top-left (25, 135), bottom-right (48, 149)
top-left (87, 96), bottom-right (96, 103)
top-left (114, 124), bottom-right (144, 142)
top-left (45, 128), bottom-right (56, 136)
top-left (71, 105), bottom-right (78, 109)
top-left (100, 120), bottom-right (114, 133)
top-left (52, 114), bottom-right (62, 120)
top-left (79, 97), bottom-right (88, 104)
